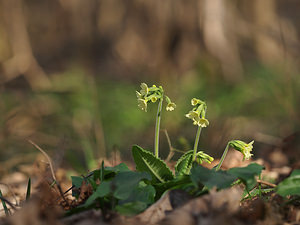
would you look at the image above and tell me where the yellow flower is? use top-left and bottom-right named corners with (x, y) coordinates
top-left (229, 140), bottom-right (254, 160)
top-left (136, 91), bottom-right (142, 99)
top-left (151, 96), bottom-right (158, 103)
top-left (191, 98), bottom-right (201, 106)
top-left (138, 99), bottom-right (148, 112)
top-left (166, 102), bottom-right (176, 111)
top-left (140, 83), bottom-right (149, 96)
top-left (242, 141), bottom-right (254, 160)
top-left (185, 110), bottom-right (200, 120)
top-left (197, 118), bottom-right (209, 128)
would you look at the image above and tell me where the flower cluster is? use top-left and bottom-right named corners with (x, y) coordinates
top-left (136, 83), bottom-right (176, 112)
top-left (228, 140), bottom-right (254, 160)
top-left (185, 98), bottom-right (209, 127)
top-left (196, 151), bottom-right (214, 164)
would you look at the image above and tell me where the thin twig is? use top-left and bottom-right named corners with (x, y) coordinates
top-left (164, 129), bottom-right (174, 162)
top-left (171, 148), bottom-right (186, 153)
top-left (257, 179), bottom-right (277, 188)
top-left (28, 140), bottom-right (69, 206)
top-left (164, 129), bottom-right (186, 162)
top-left (28, 140), bottom-right (56, 181)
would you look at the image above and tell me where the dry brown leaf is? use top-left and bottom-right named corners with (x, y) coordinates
top-left (123, 191), bottom-right (172, 225)
top-left (162, 187), bottom-right (243, 225)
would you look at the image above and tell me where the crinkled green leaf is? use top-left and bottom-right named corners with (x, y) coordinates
top-left (228, 163), bottom-right (264, 190)
top-left (175, 150), bottom-right (193, 176)
top-left (132, 145), bottom-right (174, 183)
top-left (113, 171), bottom-right (152, 200)
top-left (119, 182), bottom-right (155, 205)
top-left (277, 169), bottom-right (300, 197)
top-left (190, 165), bottom-right (237, 189)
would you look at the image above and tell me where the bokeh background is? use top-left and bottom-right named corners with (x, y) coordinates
top-left (0, 0), bottom-right (299, 174)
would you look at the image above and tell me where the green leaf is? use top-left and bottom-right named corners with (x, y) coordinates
top-left (113, 171), bottom-right (152, 200)
top-left (132, 145), bottom-right (174, 183)
top-left (154, 175), bottom-right (193, 199)
top-left (93, 169), bottom-right (101, 182)
top-left (190, 165), bottom-right (237, 189)
top-left (116, 201), bottom-right (148, 216)
top-left (84, 181), bottom-right (111, 207)
top-left (26, 178), bottom-right (31, 201)
top-left (277, 169), bottom-right (300, 197)
top-left (71, 176), bottom-right (84, 188)
top-left (228, 163), bottom-right (264, 190)
top-left (105, 163), bottom-right (130, 173)
top-left (87, 177), bottom-right (97, 190)
top-left (120, 182), bottom-right (155, 205)
top-left (175, 150), bottom-right (193, 176)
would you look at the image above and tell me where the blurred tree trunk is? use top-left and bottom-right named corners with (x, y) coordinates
top-left (200, 0), bottom-right (243, 83)
top-left (1, 0), bottom-right (51, 90)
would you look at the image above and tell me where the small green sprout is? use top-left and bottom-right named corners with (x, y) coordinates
top-left (136, 83), bottom-right (176, 157)
top-left (186, 98), bottom-right (211, 161)
top-left (216, 140), bottom-right (254, 171)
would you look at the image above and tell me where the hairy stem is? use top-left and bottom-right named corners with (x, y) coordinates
top-left (193, 126), bottom-right (202, 161)
top-left (216, 144), bottom-right (229, 171)
top-left (155, 98), bottom-right (163, 157)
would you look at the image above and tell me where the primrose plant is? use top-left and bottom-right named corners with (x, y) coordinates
top-left (185, 98), bottom-right (211, 161)
top-left (69, 83), bottom-right (264, 217)
top-left (136, 83), bottom-right (176, 157)
top-left (135, 83), bottom-right (254, 176)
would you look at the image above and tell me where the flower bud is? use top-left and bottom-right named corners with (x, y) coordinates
top-left (229, 140), bottom-right (254, 160)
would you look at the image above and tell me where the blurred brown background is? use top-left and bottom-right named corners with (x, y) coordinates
top-left (0, 0), bottom-right (299, 173)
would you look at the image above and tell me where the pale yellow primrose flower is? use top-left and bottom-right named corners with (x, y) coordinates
top-left (136, 91), bottom-right (142, 99)
top-left (185, 110), bottom-right (200, 120)
top-left (197, 118), bottom-right (209, 127)
top-left (138, 99), bottom-right (148, 112)
top-left (191, 98), bottom-right (202, 106)
top-left (166, 102), bottom-right (176, 111)
top-left (229, 140), bottom-right (254, 160)
top-left (243, 141), bottom-right (254, 160)
top-left (150, 95), bottom-right (158, 103)
top-left (186, 110), bottom-right (209, 127)
top-left (140, 83), bottom-right (149, 96)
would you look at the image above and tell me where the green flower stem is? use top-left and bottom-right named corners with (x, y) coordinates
top-left (154, 98), bottom-right (163, 157)
top-left (192, 126), bottom-right (202, 161)
top-left (216, 143), bottom-right (229, 171)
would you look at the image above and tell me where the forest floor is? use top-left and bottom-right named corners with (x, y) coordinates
top-left (1, 135), bottom-right (300, 225)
